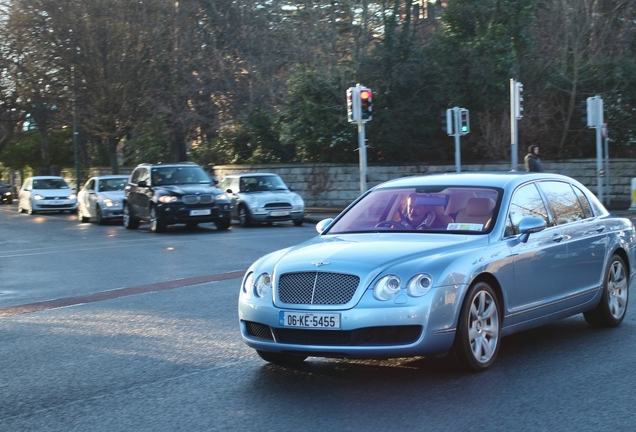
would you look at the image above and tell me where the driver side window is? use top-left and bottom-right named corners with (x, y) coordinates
top-left (506, 183), bottom-right (549, 236)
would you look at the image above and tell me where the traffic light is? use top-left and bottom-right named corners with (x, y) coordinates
top-left (514, 82), bottom-right (524, 119)
top-left (442, 109), bottom-right (454, 135)
top-left (360, 87), bottom-right (372, 121)
top-left (347, 87), bottom-right (359, 123)
top-left (459, 108), bottom-right (470, 135)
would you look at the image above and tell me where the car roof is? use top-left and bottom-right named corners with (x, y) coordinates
top-left (224, 173), bottom-right (280, 178)
top-left (375, 171), bottom-right (582, 190)
top-left (91, 175), bottom-right (129, 179)
top-left (137, 162), bottom-right (199, 168)
top-left (28, 176), bottom-right (65, 180)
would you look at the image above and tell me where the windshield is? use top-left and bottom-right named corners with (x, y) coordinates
top-left (33, 178), bottom-right (70, 189)
top-left (151, 167), bottom-right (211, 186)
top-left (239, 175), bottom-right (288, 193)
top-left (327, 186), bottom-right (501, 234)
top-left (100, 178), bottom-right (128, 191)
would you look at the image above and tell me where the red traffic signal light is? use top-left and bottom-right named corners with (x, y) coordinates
top-left (360, 88), bottom-right (372, 121)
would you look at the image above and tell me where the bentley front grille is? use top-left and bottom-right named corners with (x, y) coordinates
top-left (278, 272), bottom-right (360, 305)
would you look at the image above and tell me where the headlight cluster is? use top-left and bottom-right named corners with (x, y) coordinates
top-left (215, 193), bottom-right (229, 201)
top-left (292, 194), bottom-right (304, 207)
top-left (373, 273), bottom-right (433, 301)
top-left (158, 195), bottom-right (178, 203)
top-left (67, 193), bottom-right (76, 200)
top-left (33, 194), bottom-right (45, 200)
top-left (243, 272), bottom-right (272, 299)
top-left (102, 198), bottom-right (119, 207)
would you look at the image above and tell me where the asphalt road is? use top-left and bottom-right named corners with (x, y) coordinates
top-left (1, 204), bottom-right (636, 431)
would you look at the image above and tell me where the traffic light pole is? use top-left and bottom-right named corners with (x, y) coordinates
top-left (358, 122), bottom-right (367, 194)
top-left (453, 109), bottom-right (461, 173)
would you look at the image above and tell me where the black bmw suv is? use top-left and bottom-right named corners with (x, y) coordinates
top-left (123, 162), bottom-right (232, 232)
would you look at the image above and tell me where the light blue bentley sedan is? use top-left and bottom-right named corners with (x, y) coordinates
top-left (238, 172), bottom-right (635, 371)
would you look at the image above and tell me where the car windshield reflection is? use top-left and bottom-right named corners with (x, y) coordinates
top-left (239, 175), bottom-right (288, 193)
top-left (327, 186), bottom-right (501, 234)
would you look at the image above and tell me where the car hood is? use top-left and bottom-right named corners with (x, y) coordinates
top-left (31, 188), bottom-right (74, 196)
top-left (160, 185), bottom-right (220, 195)
top-left (239, 190), bottom-right (298, 203)
top-left (261, 233), bottom-right (489, 276)
top-left (100, 191), bottom-right (125, 200)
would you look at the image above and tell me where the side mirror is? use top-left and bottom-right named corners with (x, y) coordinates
top-left (213, 177), bottom-right (219, 185)
top-left (316, 218), bottom-right (334, 234)
top-left (518, 216), bottom-right (547, 243)
top-left (226, 188), bottom-right (233, 194)
top-left (138, 180), bottom-right (148, 187)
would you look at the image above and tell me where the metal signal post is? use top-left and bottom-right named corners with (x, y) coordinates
top-left (510, 79), bottom-right (523, 171)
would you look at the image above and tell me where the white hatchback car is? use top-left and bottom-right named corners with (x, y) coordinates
top-left (18, 176), bottom-right (77, 215)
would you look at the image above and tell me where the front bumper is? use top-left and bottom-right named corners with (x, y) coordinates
top-left (156, 203), bottom-right (232, 224)
top-left (33, 199), bottom-right (77, 211)
top-left (238, 289), bottom-right (456, 359)
top-left (250, 209), bottom-right (305, 223)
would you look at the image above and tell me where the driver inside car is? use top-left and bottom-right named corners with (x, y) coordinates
top-left (401, 194), bottom-right (448, 229)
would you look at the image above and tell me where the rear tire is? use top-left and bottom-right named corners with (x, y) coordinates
top-left (584, 255), bottom-right (628, 327)
top-left (78, 205), bottom-right (90, 223)
top-left (293, 218), bottom-right (304, 226)
top-left (449, 281), bottom-right (501, 372)
top-left (256, 350), bottom-right (307, 365)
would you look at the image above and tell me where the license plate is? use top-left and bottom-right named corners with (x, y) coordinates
top-left (190, 209), bottom-right (211, 216)
top-left (270, 210), bottom-right (290, 217)
top-left (280, 311), bottom-right (341, 329)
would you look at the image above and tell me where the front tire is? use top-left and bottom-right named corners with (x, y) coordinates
top-left (123, 203), bottom-right (140, 229)
top-left (150, 205), bottom-right (166, 233)
top-left (256, 350), bottom-right (307, 365)
top-left (95, 205), bottom-right (106, 225)
top-left (215, 219), bottom-right (231, 231)
top-left (584, 255), bottom-right (629, 327)
top-left (239, 205), bottom-right (252, 227)
top-left (450, 281), bottom-right (501, 372)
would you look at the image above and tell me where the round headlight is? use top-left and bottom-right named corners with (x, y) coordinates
top-left (216, 193), bottom-right (229, 201)
top-left (292, 194), bottom-right (304, 206)
top-left (254, 273), bottom-right (272, 298)
top-left (158, 195), bottom-right (177, 203)
top-left (407, 274), bottom-right (433, 297)
top-left (373, 274), bottom-right (401, 301)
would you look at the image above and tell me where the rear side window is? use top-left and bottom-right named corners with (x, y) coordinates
top-left (538, 181), bottom-right (586, 225)
top-left (572, 185), bottom-right (593, 218)
top-left (506, 183), bottom-right (549, 236)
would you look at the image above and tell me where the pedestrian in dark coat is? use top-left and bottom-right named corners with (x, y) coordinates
top-left (524, 145), bottom-right (543, 172)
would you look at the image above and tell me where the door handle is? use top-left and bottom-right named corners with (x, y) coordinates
top-left (595, 225), bottom-right (605, 233)
top-left (552, 233), bottom-right (564, 243)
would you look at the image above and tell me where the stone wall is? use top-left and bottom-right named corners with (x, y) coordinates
top-left (213, 159), bottom-right (636, 208)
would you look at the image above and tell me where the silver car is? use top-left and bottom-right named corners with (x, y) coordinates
top-left (239, 172), bottom-right (635, 371)
top-left (77, 175), bottom-right (129, 224)
top-left (220, 173), bottom-right (305, 227)
top-left (18, 176), bottom-right (77, 214)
